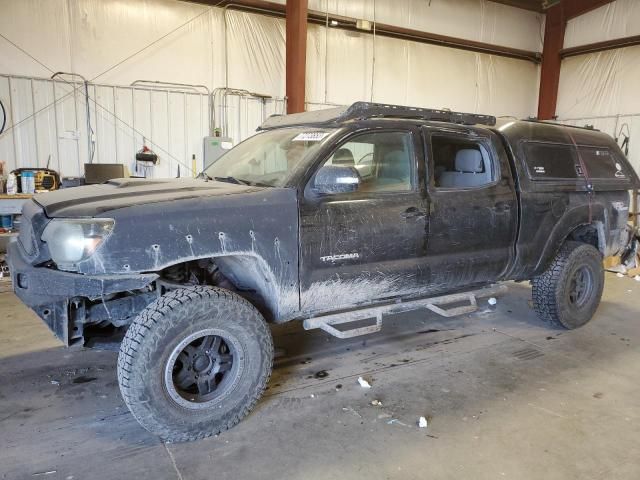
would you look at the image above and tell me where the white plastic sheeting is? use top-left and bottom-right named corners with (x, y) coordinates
top-left (557, 46), bottom-right (640, 176)
top-left (564, 0), bottom-right (640, 49)
top-left (0, 0), bottom-right (542, 177)
top-left (306, 24), bottom-right (540, 118)
top-left (283, 0), bottom-right (544, 52)
top-left (557, 1), bottom-right (640, 175)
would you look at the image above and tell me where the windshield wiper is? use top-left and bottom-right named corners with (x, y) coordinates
top-left (208, 175), bottom-right (270, 187)
top-left (213, 176), bottom-right (251, 185)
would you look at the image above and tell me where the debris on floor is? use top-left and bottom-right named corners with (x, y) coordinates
top-left (487, 297), bottom-right (497, 306)
top-left (357, 376), bottom-right (371, 389)
top-left (418, 416), bottom-right (428, 428)
top-left (606, 231), bottom-right (640, 278)
top-left (342, 406), bottom-right (362, 418)
top-left (387, 418), bottom-right (409, 427)
top-left (371, 399), bottom-right (382, 406)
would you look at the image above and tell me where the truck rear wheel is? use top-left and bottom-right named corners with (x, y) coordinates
top-left (531, 241), bottom-right (604, 329)
top-left (117, 286), bottom-right (273, 442)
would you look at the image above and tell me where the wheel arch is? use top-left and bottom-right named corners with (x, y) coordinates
top-left (157, 253), bottom-right (300, 323)
top-left (533, 203), bottom-right (606, 276)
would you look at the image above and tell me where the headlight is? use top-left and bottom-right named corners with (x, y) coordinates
top-left (41, 219), bottom-right (115, 271)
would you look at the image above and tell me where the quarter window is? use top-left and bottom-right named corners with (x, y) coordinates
top-left (524, 142), bottom-right (578, 179)
top-left (523, 142), bottom-right (626, 180)
top-left (578, 147), bottom-right (627, 179)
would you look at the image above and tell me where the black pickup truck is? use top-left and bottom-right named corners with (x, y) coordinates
top-left (8, 102), bottom-right (639, 442)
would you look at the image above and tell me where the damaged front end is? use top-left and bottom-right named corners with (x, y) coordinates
top-left (8, 240), bottom-right (158, 346)
top-left (8, 181), bottom-right (301, 346)
top-left (8, 201), bottom-right (158, 346)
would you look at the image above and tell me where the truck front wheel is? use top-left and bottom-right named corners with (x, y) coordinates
top-left (117, 286), bottom-right (273, 442)
top-left (531, 241), bottom-right (604, 329)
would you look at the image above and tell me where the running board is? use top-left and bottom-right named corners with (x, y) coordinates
top-left (302, 284), bottom-right (508, 339)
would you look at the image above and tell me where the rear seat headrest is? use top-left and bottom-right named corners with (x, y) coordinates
top-left (455, 149), bottom-right (483, 173)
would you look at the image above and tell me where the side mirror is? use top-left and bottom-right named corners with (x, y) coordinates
top-left (313, 165), bottom-right (361, 194)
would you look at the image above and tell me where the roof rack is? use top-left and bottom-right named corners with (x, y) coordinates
top-left (523, 118), bottom-right (600, 132)
top-left (259, 102), bottom-right (496, 129)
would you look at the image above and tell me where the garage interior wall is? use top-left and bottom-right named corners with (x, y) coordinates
top-left (556, 0), bottom-right (640, 174)
top-left (0, 0), bottom-right (542, 178)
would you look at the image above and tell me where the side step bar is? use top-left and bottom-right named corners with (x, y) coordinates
top-left (302, 284), bottom-right (508, 339)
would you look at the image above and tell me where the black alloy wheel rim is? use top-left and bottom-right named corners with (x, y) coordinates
top-left (164, 329), bottom-right (240, 409)
top-left (568, 265), bottom-right (594, 308)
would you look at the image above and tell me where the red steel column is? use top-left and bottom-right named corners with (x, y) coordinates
top-left (537, 0), bottom-right (615, 119)
top-left (286, 0), bottom-right (308, 113)
top-left (537, 4), bottom-right (564, 120)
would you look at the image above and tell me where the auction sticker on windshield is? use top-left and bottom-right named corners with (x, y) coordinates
top-left (292, 132), bottom-right (330, 142)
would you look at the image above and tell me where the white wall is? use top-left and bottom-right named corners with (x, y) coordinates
top-left (0, 0), bottom-right (542, 178)
top-left (306, 24), bottom-right (540, 118)
top-left (556, 0), bottom-right (640, 175)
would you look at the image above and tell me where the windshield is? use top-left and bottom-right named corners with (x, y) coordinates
top-left (203, 127), bottom-right (337, 187)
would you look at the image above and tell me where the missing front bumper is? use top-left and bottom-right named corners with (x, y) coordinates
top-left (7, 241), bottom-right (158, 345)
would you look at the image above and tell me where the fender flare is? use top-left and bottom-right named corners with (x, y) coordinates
top-left (533, 203), bottom-right (606, 276)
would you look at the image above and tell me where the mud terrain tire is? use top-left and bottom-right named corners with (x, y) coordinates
top-left (532, 241), bottom-right (604, 329)
top-left (117, 286), bottom-right (273, 442)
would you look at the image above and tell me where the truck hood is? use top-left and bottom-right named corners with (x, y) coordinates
top-left (34, 178), bottom-right (265, 217)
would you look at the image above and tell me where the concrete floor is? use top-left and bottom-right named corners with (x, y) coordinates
top-left (0, 274), bottom-right (639, 480)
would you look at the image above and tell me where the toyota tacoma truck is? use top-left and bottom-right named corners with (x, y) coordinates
top-left (8, 102), bottom-right (639, 442)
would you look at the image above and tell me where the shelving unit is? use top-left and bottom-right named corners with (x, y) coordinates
top-left (0, 193), bottom-right (33, 253)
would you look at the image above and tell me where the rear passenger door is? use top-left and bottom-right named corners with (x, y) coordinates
top-left (423, 127), bottom-right (518, 287)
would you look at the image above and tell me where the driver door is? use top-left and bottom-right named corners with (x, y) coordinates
top-left (299, 128), bottom-right (430, 315)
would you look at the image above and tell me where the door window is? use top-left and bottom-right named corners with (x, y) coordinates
top-left (431, 135), bottom-right (495, 188)
top-left (313, 131), bottom-right (414, 194)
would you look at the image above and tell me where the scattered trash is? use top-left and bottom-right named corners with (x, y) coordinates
top-left (617, 272), bottom-right (625, 278)
top-left (371, 399), bottom-right (382, 407)
top-left (314, 370), bottom-right (329, 379)
top-left (342, 406), bottom-right (362, 418)
top-left (487, 297), bottom-right (497, 306)
top-left (357, 376), bottom-right (371, 389)
top-left (310, 394), bottom-right (315, 398)
top-left (32, 471), bottom-right (57, 477)
top-left (387, 418), bottom-right (410, 427)
top-left (635, 275), bottom-right (640, 282)
top-left (335, 384), bottom-right (342, 390)
top-left (418, 416), bottom-right (428, 428)
top-left (50, 380), bottom-right (59, 385)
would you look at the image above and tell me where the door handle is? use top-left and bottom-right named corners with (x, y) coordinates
top-left (401, 207), bottom-right (427, 219)
top-left (492, 202), bottom-right (511, 213)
